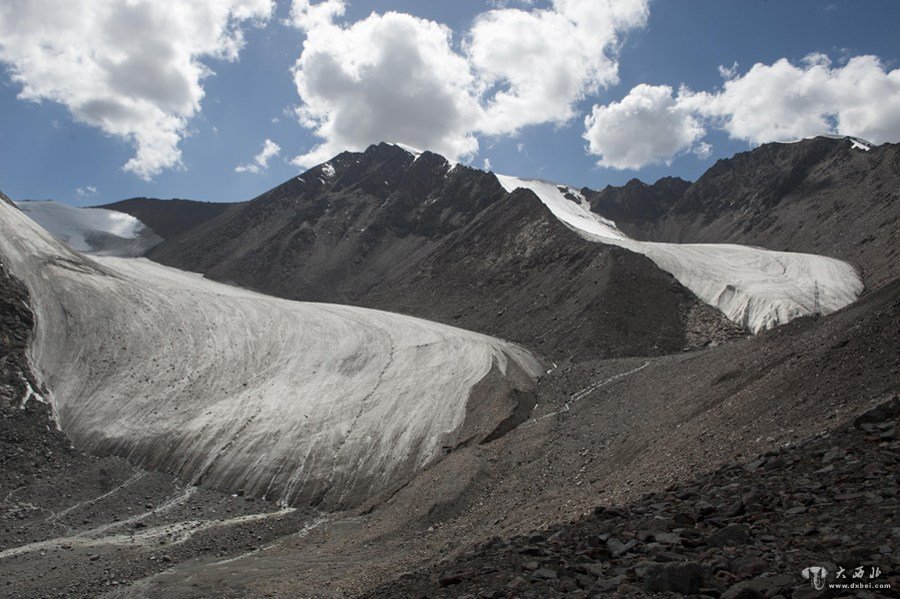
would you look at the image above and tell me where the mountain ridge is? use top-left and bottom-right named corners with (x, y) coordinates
top-left (582, 136), bottom-right (899, 289)
top-left (147, 143), bottom-right (740, 362)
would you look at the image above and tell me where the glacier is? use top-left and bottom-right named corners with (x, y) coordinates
top-left (0, 199), bottom-right (541, 509)
top-left (495, 175), bottom-right (863, 333)
top-left (16, 200), bottom-right (161, 257)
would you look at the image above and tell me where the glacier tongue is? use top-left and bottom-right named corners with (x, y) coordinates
top-left (16, 200), bottom-right (161, 257)
top-left (496, 175), bottom-right (863, 333)
top-left (0, 199), bottom-right (541, 509)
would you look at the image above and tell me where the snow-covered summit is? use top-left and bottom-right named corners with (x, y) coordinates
top-left (16, 200), bottom-right (160, 257)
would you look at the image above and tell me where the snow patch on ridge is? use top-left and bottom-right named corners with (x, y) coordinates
top-left (390, 142), bottom-right (423, 159)
top-left (776, 134), bottom-right (874, 151)
top-left (497, 175), bottom-right (863, 333)
top-left (496, 176), bottom-right (625, 241)
top-left (391, 142), bottom-right (459, 169)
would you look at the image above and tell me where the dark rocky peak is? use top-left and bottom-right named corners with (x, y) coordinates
top-left (580, 176), bottom-right (690, 230)
top-left (394, 150), bottom-right (456, 197)
top-left (326, 142), bottom-right (417, 198)
top-left (676, 136), bottom-right (864, 215)
top-left (249, 142), bottom-right (417, 210)
top-left (652, 176), bottom-right (692, 197)
top-left (249, 143), bottom-right (509, 240)
top-left (365, 154), bottom-right (508, 239)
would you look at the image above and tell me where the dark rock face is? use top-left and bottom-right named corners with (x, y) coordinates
top-left (97, 197), bottom-right (236, 240)
top-left (150, 144), bottom-right (508, 300)
top-left (149, 143), bottom-right (736, 362)
top-left (360, 189), bottom-right (740, 362)
top-left (0, 257), bottom-right (39, 409)
top-left (363, 394), bottom-right (900, 598)
top-left (583, 176), bottom-right (690, 229)
top-left (0, 255), bottom-right (80, 538)
top-left (583, 137), bottom-right (900, 289)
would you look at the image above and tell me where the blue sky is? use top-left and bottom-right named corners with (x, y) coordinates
top-left (1, 0), bottom-right (898, 205)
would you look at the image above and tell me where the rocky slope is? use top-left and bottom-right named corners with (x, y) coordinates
top-left (0, 237), bottom-right (39, 410)
top-left (98, 198), bottom-right (236, 240)
top-left (365, 395), bottom-right (900, 598)
top-left (149, 143), bottom-right (737, 362)
top-left (583, 137), bottom-right (900, 289)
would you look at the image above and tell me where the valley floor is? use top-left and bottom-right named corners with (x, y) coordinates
top-left (0, 401), bottom-right (321, 597)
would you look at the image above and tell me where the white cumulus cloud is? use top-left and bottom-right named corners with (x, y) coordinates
top-left (0, 0), bottom-right (274, 180)
top-left (235, 138), bottom-right (281, 173)
top-left (467, 0), bottom-right (649, 135)
top-left (289, 3), bottom-right (482, 167)
top-left (585, 54), bottom-right (900, 169)
top-left (688, 54), bottom-right (900, 146)
top-left (583, 84), bottom-right (706, 170)
top-left (288, 0), bottom-right (649, 167)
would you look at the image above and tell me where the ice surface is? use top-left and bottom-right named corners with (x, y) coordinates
top-left (497, 175), bottom-right (863, 333)
top-left (495, 176), bottom-right (626, 241)
top-left (16, 200), bottom-right (161, 256)
top-left (0, 200), bottom-right (541, 508)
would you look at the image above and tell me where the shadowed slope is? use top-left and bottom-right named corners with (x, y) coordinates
top-left (98, 198), bottom-right (237, 240)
